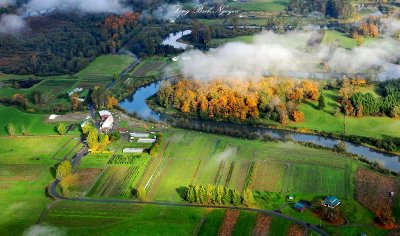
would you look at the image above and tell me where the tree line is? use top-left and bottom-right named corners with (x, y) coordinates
top-left (156, 78), bottom-right (320, 124)
top-left (185, 185), bottom-right (254, 206)
top-left (339, 78), bottom-right (400, 118)
top-left (288, 0), bottom-right (354, 19)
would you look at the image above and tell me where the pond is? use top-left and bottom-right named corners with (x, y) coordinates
top-left (119, 81), bottom-right (400, 172)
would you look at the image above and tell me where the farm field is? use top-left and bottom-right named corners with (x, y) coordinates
top-left (76, 55), bottom-right (134, 78)
top-left (227, 0), bottom-right (290, 12)
top-left (130, 57), bottom-right (168, 78)
top-left (0, 105), bottom-right (58, 136)
top-left (142, 129), bottom-right (357, 208)
top-left (0, 135), bottom-right (80, 235)
top-left (209, 35), bottom-right (255, 47)
top-left (43, 201), bottom-right (206, 236)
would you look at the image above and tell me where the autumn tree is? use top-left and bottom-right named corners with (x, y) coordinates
top-left (136, 186), bottom-right (147, 201)
top-left (87, 127), bottom-right (99, 149)
top-left (242, 189), bottom-right (254, 206)
top-left (291, 110), bottom-right (305, 122)
top-left (56, 160), bottom-right (72, 180)
top-left (106, 96), bottom-right (119, 109)
top-left (99, 133), bottom-right (109, 145)
top-left (216, 185), bottom-right (224, 205)
top-left (56, 123), bottom-right (67, 135)
top-left (300, 80), bottom-right (319, 100)
top-left (71, 94), bottom-right (80, 111)
top-left (7, 123), bottom-right (15, 136)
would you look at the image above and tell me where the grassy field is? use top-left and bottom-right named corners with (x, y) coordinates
top-left (292, 89), bottom-right (400, 139)
top-left (209, 35), bottom-right (254, 47)
top-left (0, 135), bottom-right (79, 235)
top-left (44, 201), bottom-right (205, 235)
top-left (227, 0), bottom-right (289, 12)
top-left (322, 30), bottom-right (376, 49)
top-left (76, 55), bottom-right (133, 78)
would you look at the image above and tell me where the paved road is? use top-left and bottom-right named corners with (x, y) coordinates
top-left (49, 180), bottom-right (329, 236)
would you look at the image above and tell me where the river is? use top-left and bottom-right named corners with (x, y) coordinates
top-left (119, 80), bottom-right (400, 172)
top-left (161, 30), bottom-right (192, 50)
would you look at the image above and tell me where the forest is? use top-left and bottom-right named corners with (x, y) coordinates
top-left (288, 0), bottom-right (354, 19)
top-left (155, 77), bottom-right (320, 124)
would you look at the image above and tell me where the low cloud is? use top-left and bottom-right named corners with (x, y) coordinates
top-left (0, 0), bottom-right (16, 7)
top-left (23, 224), bottom-right (65, 236)
top-left (23, 0), bottom-right (130, 14)
top-left (179, 30), bottom-right (400, 81)
top-left (0, 14), bottom-right (26, 34)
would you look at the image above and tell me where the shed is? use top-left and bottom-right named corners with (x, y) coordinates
top-left (294, 202), bottom-right (306, 212)
top-left (137, 138), bottom-right (157, 143)
top-left (123, 148), bottom-right (144, 153)
top-left (323, 196), bottom-right (341, 208)
top-left (129, 133), bottom-right (149, 138)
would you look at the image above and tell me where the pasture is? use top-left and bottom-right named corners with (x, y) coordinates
top-left (0, 135), bottom-right (80, 235)
top-left (292, 89), bottom-right (400, 139)
top-left (0, 105), bottom-right (57, 136)
top-left (44, 202), bottom-right (206, 236)
top-left (227, 0), bottom-right (290, 12)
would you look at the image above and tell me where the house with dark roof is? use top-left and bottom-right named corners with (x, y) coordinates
top-left (323, 196), bottom-right (341, 208)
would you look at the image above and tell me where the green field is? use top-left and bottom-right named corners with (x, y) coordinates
top-left (292, 89), bottom-right (400, 139)
top-left (0, 136), bottom-right (79, 235)
top-left (44, 201), bottom-right (206, 236)
top-left (209, 35), bottom-right (254, 47)
top-left (322, 30), bottom-right (376, 49)
top-left (227, 0), bottom-right (289, 12)
top-left (76, 55), bottom-right (134, 78)
top-left (140, 129), bottom-right (358, 209)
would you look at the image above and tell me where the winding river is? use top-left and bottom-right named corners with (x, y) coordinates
top-left (120, 30), bottom-right (400, 172)
top-left (119, 80), bottom-right (400, 172)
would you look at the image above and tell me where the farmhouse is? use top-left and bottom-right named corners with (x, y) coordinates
top-left (323, 196), bottom-right (341, 208)
top-left (123, 148), bottom-right (144, 153)
top-left (99, 110), bottom-right (114, 132)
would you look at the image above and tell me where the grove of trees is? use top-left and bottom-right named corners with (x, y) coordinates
top-left (185, 185), bottom-right (253, 206)
top-left (156, 78), bottom-right (320, 124)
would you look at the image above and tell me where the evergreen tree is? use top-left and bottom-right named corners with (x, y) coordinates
top-left (206, 184), bottom-right (215, 204)
top-left (318, 94), bottom-right (326, 110)
top-left (231, 189), bottom-right (242, 206)
top-left (222, 187), bottom-right (231, 205)
top-left (216, 185), bottom-right (224, 205)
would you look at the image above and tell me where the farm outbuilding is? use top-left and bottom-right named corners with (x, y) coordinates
top-left (323, 196), bottom-right (341, 208)
top-left (123, 148), bottom-right (144, 153)
top-left (137, 138), bottom-right (157, 143)
top-left (129, 133), bottom-right (149, 138)
top-left (293, 202), bottom-right (306, 212)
